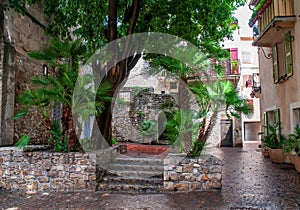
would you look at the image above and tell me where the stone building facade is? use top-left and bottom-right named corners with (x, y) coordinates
top-left (0, 3), bottom-right (50, 146)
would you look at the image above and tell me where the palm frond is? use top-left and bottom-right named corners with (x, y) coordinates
top-left (15, 134), bottom-right (30, 149)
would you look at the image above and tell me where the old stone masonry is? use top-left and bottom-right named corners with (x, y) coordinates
top-left (0, 147), bottom-right (222, 193)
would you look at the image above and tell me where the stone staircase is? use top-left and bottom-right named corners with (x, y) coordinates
top-left (98, 156), bottom-right (164, 193)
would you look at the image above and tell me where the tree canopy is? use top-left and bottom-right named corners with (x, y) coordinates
top-left (8, 0), bottom-right (246, 57)
top-left (9, 0), bottom-right (248, 150)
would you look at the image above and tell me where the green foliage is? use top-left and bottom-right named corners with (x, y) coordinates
top-left (148, 48), bottom-right (210, 80)
top-left (283, 127), bottom-right (300, 155)
top-left (15, 38), bottom-right (111, 150)
top-left (17, 38), bottom-right (88, 110)
top-left (207, 80), bottom-right (252, 118)
top-left (188, 141), bottom-right (205, 158)
top-left (9, 0), bottom-right (247, 152)
top-left (248, 0), bottom-right (267, 25)
top-left (163, 110), bottom-right (201, 152)
top-left (13, 110), bottom-right (28, 121)
top-left (79, 138), bottom-right (92, 152)
top-left (8, 0), bottom-right (246, 56)
top-left (15, 134), bottom-right (30, 149)
top-left (260, 122), bottom-right (285, 149)
top-left (111, 138), bottom-right (118, 145)
top-left (139, 120), bottom-right (158, 136)
top-left (48, 120), bottom-right (68, 152)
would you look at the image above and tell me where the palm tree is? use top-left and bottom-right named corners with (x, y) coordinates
top-left (188, 79), bottom-right (252, 156)
top-left (15, 38), bottom-right (111, 151)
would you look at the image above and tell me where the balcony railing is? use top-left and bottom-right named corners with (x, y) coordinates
top-left (249, 0), bottom-right (296, 46)
top-left (187, 60), bottom-right (240, 81)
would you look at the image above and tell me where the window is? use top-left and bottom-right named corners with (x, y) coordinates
top-left (272, 31), bottom-right (293, 83)
top-left (242, 51), bottom-right (251, 64)
top-left (230, 48), bottom-right (239, 74)
top-left (290, 102), bottom-right (300, 132)
top-left (264, 109), bottom-right (281, 137)
top-left (292, 108), bottom-right (300, 129)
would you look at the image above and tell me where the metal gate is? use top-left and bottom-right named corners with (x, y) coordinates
top-left (220, 119), bottom-right (233, 147)
top-left (244, 122), bottom-right (260, 141)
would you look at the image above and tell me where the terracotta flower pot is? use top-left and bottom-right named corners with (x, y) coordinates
top-left (290, 155), bottom-right (300, 173)
top-left (269, 149), bottom-right (284, 163)
top-left (262, 149), bottom-right (269, 158)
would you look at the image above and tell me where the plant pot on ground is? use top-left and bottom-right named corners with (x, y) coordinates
top-left (261, 147), bottom-right (269, 158)
top-left (268, 148), bottom-right (285, 163)
top-left (260, 122), bottom-right (285, 163)
top-left (283, 127), bottom-right (300, 172)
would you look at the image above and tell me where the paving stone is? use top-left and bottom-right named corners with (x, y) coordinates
top-left (1, 143), bottom-right (300, 209)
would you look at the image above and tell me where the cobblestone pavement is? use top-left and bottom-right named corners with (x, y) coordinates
top-left (1, 143), bottom-right (300, 210)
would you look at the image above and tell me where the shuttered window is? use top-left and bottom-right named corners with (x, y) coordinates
top-left (272, 45), bottom-right (279, 83)
top-left (274, 109), bottom-right (281, 136)
top-left (264, 112), bottom-right (268, 137)
top-left (272, 30), bottom-right (293, 83)
top-left (285, 31), bottom-right (293, 77)
top-left (264, 109), bottom-right (281, 137)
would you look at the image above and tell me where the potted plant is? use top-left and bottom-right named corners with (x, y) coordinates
top-left (260, 122), bottom-right (285, 163)
top-left (283, 127), bottom-right (300, 172)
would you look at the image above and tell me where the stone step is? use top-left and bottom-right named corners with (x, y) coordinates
top-left (113, 157), bottom-right (164, 166)
top-left (99, 175), bottom-right (163, 193)
top-left (110, 163), bottom-right (164, 172)
top-left (100, 156), bottom-right (165, 193)
top-left (108, 170), bottom-right (163, 178)
top-left (103, 176), bottom-right (163, 185)
top-left (98, 182), bottom-right (164, 194)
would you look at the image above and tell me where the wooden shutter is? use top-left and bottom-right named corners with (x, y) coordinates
top-left (274, 109), bottom-right (281, 136)
top-left (273, 45), bottom-right (279, 83)
top-left (264, 112), bottom-right (268, 137)
top-left (285, 31), bottom-right (293, 77)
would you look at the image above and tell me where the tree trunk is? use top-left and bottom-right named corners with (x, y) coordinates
top-left (93, 0), bottom-right (141, 147)
top-left (61, 104), bottom-right (78, 151)
top-left (96, 102), bottom-right (113, 146)
top-left (197, 117), bottom-right (206, 143)
top-left (178, 78), bottom-right (192, 153)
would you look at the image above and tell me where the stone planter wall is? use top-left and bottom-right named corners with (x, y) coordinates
top-left (0, 147), bottom-right (223, 193)
top-left (0, 148), bottom-right (97, 193)
top-left (164, 155), bottom-right (223, 191)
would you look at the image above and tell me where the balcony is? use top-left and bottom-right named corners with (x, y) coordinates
top-left (187, 59), bottom-right (240, 86)
top-left (249, 0), bottom-right (296, 47)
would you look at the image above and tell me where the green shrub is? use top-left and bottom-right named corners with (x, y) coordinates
top-left (283, 127), bottom-right (300, 155)
top-left (260, 122), bottom-right (285, 149)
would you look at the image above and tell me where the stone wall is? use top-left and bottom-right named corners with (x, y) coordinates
top-left (0, 4), bottom-right (51, 145)
top-left (0, 148), bottom-right (97, 192)
top-left (164, 155), bottom-right (222, 191)
top-left (0, 147), bottom-right (222, 193)
top-left (113, 87), bottom-right (176, 144)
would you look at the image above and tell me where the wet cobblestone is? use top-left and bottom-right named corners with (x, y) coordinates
top-left (1, 143), bottom-right (300, 209)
